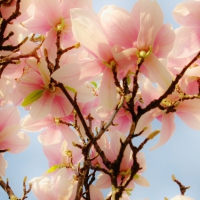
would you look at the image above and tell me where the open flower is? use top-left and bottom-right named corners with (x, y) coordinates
top-left (99, 0), bottom-right (175, 90)
top-left (23, 0), bottom-right (92, 61)
top-left (92, 131), bottom-right (149, 195)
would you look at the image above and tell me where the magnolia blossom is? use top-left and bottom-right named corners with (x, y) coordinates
top-left (23, 0), bottom-right (92, 61)
top-left (177, 64), bottom-right (200, 95)
top-left (141, 79), bottom-right (200, 149)
top-left (22, 114), bottom-right (78, 145)
top-left (99, 0), bottom-right (175, 90)
top-left (92, 131), bottom-right (149, 194)
top-left (0, 106), bottom-right (30, 176)
top-left (16, 55), bottom-right (99, 119)
top-left (1, 0), bottom-right (200, 199)
top-left (172, 0), bottom-right (200, 58)
top-left (30, 168), bottom-right (78, 200)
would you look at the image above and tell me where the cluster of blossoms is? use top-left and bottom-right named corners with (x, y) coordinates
top-left (0, 0), bottom-right (200, 199)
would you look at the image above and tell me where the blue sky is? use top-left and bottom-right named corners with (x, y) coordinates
top-left (1, 0), bottom-right (200, 200)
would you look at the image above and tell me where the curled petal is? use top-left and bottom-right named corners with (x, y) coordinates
top-left (173, 1), bottom-right (200, 27)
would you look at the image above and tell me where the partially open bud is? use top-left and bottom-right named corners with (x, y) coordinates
top-left (172, 174), bottom-right (176, 181)
top-left (147, 130), bottom-right (160, 140)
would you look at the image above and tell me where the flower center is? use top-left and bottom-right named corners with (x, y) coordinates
top-left (55, 18), bottom-right (65, 31)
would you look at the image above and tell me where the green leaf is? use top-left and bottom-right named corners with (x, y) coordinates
top-left (47, 164), bottom-right (61, 173)
top-left (134, 174), bottom-right (139, 179)
top-left (127, 75), bottom-right (131, 85)
top-left (65, 86), bottom-right (76, 93)
top-left (22, 90), bottom-right (44, 107)
top-left (91, 81), bottom-right (97, 88)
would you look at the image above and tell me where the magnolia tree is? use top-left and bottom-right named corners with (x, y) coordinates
top-left (0, 0), bottom-right (199, 199)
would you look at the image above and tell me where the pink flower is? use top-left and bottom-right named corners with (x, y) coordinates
top-left (0, 106), bottom-right (30, 176)
top-left (30, 168), bottom-right (77, 200)
top-left (99, 0), bottom-right (175, 89)
top-left (23, 0), bottom-right (92, 61)
top-left (16, 55), bottom-right (97, 119)
top-left (71, 8), bottom-right (121, 110)
top-left (22, 114), bottom-right (78, 145)
top-left (1, 0), bottom-right (34, 22)
top-left (141, 79), bottom-right (200, 149)
top-left (92, 131), bottom-right (149, 192)
top-left (172, 0), bottom-right (200, 58)
top-left (176, 65), bottom-right (200, 95)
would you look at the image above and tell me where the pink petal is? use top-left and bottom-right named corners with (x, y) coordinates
top-left (112, 45), bottom-right (138, 70)
top-left (22, 115), bottom-right (54, 132)
top-left (99, 5), bottom-right (137, 48)
top-left (29, 91), bottom-right (54, 120)
top-left (142, 54), bottom-right (173, 90)
top-left (151, 113), bottom-right (175, 150)
top-left (0, 124), bottom-right (17, 143)
top-left (173, 27), bottom-right (200, 58)
top-left (91, 105), bottom-right (113, 121)
top-left (41, 29), bottom-right (57, 63)
top-left (132, 0), bottom-right (163, 50)
top-left (30, 176), bottom-right (56, 200)
top-left (141, 79), bottom-right (160, 105)
top-left (38, 128), bottom-right (61, 145)
top-left (185, 66), bottom-right (200, 77)
top-left (50, 95), bottom-right (73, 117)
top-left (134, 174), bottom-right (150, 187)
top-left (42, 143), bottom-right (61, 166)
top-left (75, 84), bottom-right (96, 103)
top-left (61, 0), bottom-right (92, 18)
top-left (153, 24), bottom-right (175, 58)
top-left (52, 59), bottom-right (102, 87)
top-left (99, 68), bottom-right (118, 111)
top-left (23, 11), bottom-right (52, 34)
top-left (95, 173), bottom-right (111, 189)
top-left (89, 185), bottom-right (104, 200)
top-left (176, 111), bottom-right (200, 130)
top-left (173, 1), bottom-right (200, 27)
top-left (1, 132), bottom-right (30, 153)
top-left (177, 99), bottom-right (200, 116)
top-left (0, 106), bottom-right (20, 130)
top-left (71, 8), bottom-right (113, 61)
top-left (34, 0), bottom-right (61, 27)
top-left (0, 154), bottom-right (7, 176)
